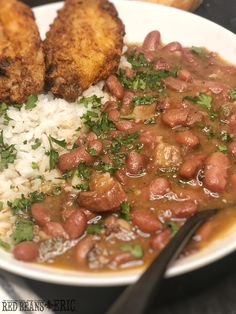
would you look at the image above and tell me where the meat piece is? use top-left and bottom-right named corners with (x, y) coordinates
top-left (0, 0), bottom-right (45, 103)
top-left (13, 241), bottom-right (39, 262)
top-left (44, 0), bottom-right (124, 102)
top-left (58, 140), bottom-right (103, 171)
top-left (126, 151), bottom-right (146, 175)
top-left (203, 152), bottom-right (230, 193)
top-left (153, 142), bottom-right (182, 167)
top-left (148, 177), bottom-right (171, 198)
top-left (179, 152), bottom-right (207, 178)
top-left (175, 130), bottom-right (199, 148)
top-left (63, 209), bottom-right (87, 239)
top-left (131, 209), bottom-right (162, 233)
top-left (78, 172), bottom-right (127, 212)
top-left (132, 104), bottom-right (156, 121)
top-left (163, 77), bottom-right (189, 92)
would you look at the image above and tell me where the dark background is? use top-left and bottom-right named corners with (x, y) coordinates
top-left (21, 1), bottom-right (236, 313)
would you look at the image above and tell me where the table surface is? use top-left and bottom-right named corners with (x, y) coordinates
top-left (19, 0), bottom-right (236, 313)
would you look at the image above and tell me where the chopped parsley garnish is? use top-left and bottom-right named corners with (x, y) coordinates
top-left (128, 50), bottom-right (151, 69)
top-left (132, 95), bottom-right (158, 106)
top-left (25, 95), bottom-right (38, 110)
top-left (77, 162), bottom-right (92, 180)
top-left (52, 186), bottom-right (62, 196)
top-left (0, 239), bottom-right (11, 251)
top-left (120, 201), bottom-right (131, 221)
top-left (217, 144), bottom-right (228, 153)
top-left (144, 117), bottom-right (156, 125)
top-left (46, 136), bottom-right (59, 170)
top-left (61, 169), bottom-right (74, 180)
top-left (120, 115), bottom-right (135, 120)
top-left (0, 201), bottom-right (3, 210)
top-left (87, 223), bottom-right (103, 235)
top-left (120, 243), bottom-right (143, 258)
top-left (31, 162), bottom-right (39, 170)
top-left (11, 218), bottom-right (34, 244)
top-left (82, 111), bottom-right (115, 136)
top-left (191, 46), bottom-right (204, 55)
top-left (0, 130), bottom-right (17, 171)
top-left (229, 88), bottom-right (236, 100)
top-left (218, 130), bottom-right (232, 143)
top-left (79, 95), bottom-right (103, 109)
top-left (49, 136), bottom-right (67, 149)
top-left (73, 183), bottom-right (89, 191)
top-left (94, 161), bottom-right (116, 174)
top-left (31, 138), bottom-right (42, 150)
top-left (166, 221), bottom-right (179, 237)
top-left (8, 191), bottom-right (45, 215)
top-left (184, 93), bottom-right (212, 111)
top-left (0, 103), bottom-right (12, 126)
top-left (86, 144), bottom-right (97, 157)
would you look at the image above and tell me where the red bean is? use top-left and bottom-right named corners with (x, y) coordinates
top-left (142, 30), bottom-right (160, 52)
top-left (150, 229), bottom-right (171, 250)
top-left (162, 41), bottom-right (182, 52)
top-left (154, 57), bottom-right (170, 70)
top-left (58, 140), bottom-right (103, 171)
top-left (122, 90), bottom-right (134, 107)
top-left (106, 75), bottom-right (124, 100)
top-left (229, 141), bottom-right (236, 158)
top-left (203, 152), bottom-right (230, 193)
top-left (115, 169), bottom-right (128, 185)
top-left (168, 201), bottom-right (198, 218)
top-left (205, 81), bottom-right (229, 95)
top-left (158, 98), bottom-right (171, 110)
top-left (115, 120), bottom-right (136, 132)
top-left (86, 132), bottom-right (98, 142)
top-left (63, 209), bottom-right (87, 239)
top-left (162, 108), bottom-right (189, 128)
top-left (124, 67), bottom-right (135, 79)
top-left (108, 109), bottom-right (120, 122)
top-left (13, 241), bottom-right (39, 262)
top-left (131, 209), bottom-right (162, 233)
top-left (163, 77), bottom-right (189, 92)
top-left (75, 235), bottom-right (95, 266)
top-left (178, 69), bottom-right (192, 82)
top-left (31, 203), bottom-right (50, 226)
top-left (179, 152), bottom-right (207, 178)
top-left (140, 131), bottom-right (156, 147)
top-left (186, 110), bottom-right (203, 126)
top-left (43, 222), bottom-right (68, 238)
top-left (149, 177), bottom-right (171, 198)
top-left (126, 151), bottom-right (146, 175)
top-left (175, 130), bottom-right (199, 148)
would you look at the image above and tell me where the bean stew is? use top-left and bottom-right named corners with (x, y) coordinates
top-left (13, 30), bottom-right (236, 272)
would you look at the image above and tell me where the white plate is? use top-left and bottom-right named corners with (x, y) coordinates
top-left (0, 0), bottom-right (236, 286)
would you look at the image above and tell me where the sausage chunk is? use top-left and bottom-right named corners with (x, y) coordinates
top-left (203, 152), bottom-right (230, 193)
top-left (78, 172), bottom-right (127, 212)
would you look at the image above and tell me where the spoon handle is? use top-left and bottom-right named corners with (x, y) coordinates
top-left (106, 208), bottom-right (218, 314)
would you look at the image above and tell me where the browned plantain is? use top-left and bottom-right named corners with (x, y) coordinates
top-left (44, 0), bottom-right (125, 102)
top-left (0, 0), bottom-right (45, 104)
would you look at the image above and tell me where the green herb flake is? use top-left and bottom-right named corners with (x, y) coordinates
top-left (25, 95), bottom-right (38, 110)
top-left (144, 117), bottom-right (156, 125)
top-left (218, 130), bottom-right (232, 143)
top-left (0, 103), bottom-right (12, 126)
top-left (120, 201), bottom-right (131, 221)
top-left (82, 111), bottom-right (114, 136)
top-left (0, 239), bottom-right (11, 251)
top-left (184, 93), bottom-right (212, 111)
top-left (94, 161), bottom-right (116, 174)
top-left (31, 162), bottom-right (39, 170)
top-left (191, 46), bottom-right (204, 55)
top-left (120, 115), bottom-right (135, 120)
top-left (31, 138), bottom-right (42, 150)
top-left (132, 95), bottom-right (157, 106)
top-left (7, 195), bottom-right (31, 215)
top-left (28, 191), bottom-right (45, 204)
top-left (0, 130), bottom-right (17, 171)
top-left (166, 221), bottom-right (179, 237)
top-left (77, 162), bottom-right (92, 180)
top-left (79, 95), bottom-right (103, 109)
top-left (0, 201), bottom-right (3, 210)
top-left (120, 243), bottom-right (143, 258)
top-left (229, 88), bottom-right (236, 100)
top-left (87, 223), bottom-right (103, 235)
top-left (11, 219), bottom-right (34, 244)
top-left (128, 50), bottom-right (151, 70)
top-left (73, 183), bottom-right (89, 191)
top-left (61, 169), bottom-right (74, 180)
top-left (217, 144), bottom-right (228, 153)
top-left (50, 136), bottom-right (67, 149)
top-left (46, 136), bottom-right (59, 170)
top-left (86, 144), bottom-right (97, 157)
top-left (52, 186), bottom-right (62, 196)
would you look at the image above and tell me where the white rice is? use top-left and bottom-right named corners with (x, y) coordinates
top-left (0, 81), bottom-right (112, 238)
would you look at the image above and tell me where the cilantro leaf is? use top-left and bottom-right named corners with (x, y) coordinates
top-left (82, 111), bottom-right (115, 135)
top-left (11, 218), bottom-right (34, 244)
top-left (0, 239), bottom-right (11, 251)
top-left (87, 223), bottom-right (103, 235)
top-left (120, 243), bottom-right (143, 258)
top-left (79, 95), bottom-right (103, 109)
top-left (0, 130), bottom-right (17, 171)
top-left (25, 95), bottom-right (38, 110)
top-left (191, 46), bottom-right (204, 55)
top-left (73, 183), bottom-right (89, 191)
top-left (77, 162), bottom-right (92, 180)
top-left (31, 138), bottom-right (42, 150)
top-left (229, 88), bottom-right (236, 100)
top-left (166, 221), bottom-right (179, 238)
top-left (217, 144), bottom-right (227, 153)
top-left (132, 95), bottom-right (158, 106)
top-left (46, 136), bottom-right (59, 170)
top-left (50, 136), bottom-right (67, 149)
top-left (7, 195), bottom-right (31, 215)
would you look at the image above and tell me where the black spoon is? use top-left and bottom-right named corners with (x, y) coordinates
top-left (106, 208), bottom-right (218, 314)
